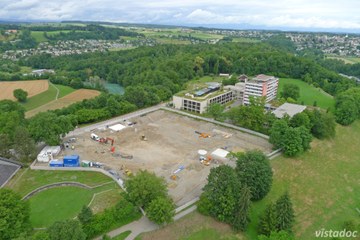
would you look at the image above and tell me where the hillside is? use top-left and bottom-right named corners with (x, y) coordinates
top-left (278, 78), bottom-right (335, 110)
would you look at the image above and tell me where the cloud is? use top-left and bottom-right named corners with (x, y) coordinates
top-left (0, 0), bottom-right (359, 31)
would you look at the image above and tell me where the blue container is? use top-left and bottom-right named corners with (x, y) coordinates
top-left (63, 155), bottom-right (80, 167)
top-left (49, 160), bottom-right (64, 167)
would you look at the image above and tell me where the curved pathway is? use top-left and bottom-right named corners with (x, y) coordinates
top-left (49, 82), bottom-right (60, 100)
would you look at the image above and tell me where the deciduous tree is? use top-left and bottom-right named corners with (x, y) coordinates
top-left (234, 151), bottom-right (273, 201)
top-left (146, 196), bottom-right (175, 225)
top-left (0, 189), bottom-right (31, 240)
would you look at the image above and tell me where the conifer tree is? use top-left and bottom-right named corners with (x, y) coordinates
top-left (258, 202), bottom-right (277, 236)
top-left (232, 186), bottom-right (251, 231)
top-left (275, 192), bottom-right (295, 232)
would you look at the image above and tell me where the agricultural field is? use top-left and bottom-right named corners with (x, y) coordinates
top-left (0, 80), bottom-right (49, 101)
top-left (326, 55), bottom-right (360, 64)
top-left (26, 89), bottom-right (100, 118)
top-left (6, 170), bottom-right (122, 228)
top-left (23, 83), bottom-right (75, 111)
top-left (31, 30), bottom-right (73, 42)
top-left (278, 78), bottom-right (335, 110)
top-left (246, 121), bottom-right (360, 239)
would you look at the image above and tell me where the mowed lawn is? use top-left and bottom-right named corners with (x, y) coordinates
top-left (29, 186), bottom-right (93, 227)
top-left (247, 121), bottom-right (360, 239)
top-left (23, 83), bottom-right (75, 111)
top-left (278, 78), bottom-right (335, 110)
top-left (139, 211), bottom-right (245, 240)
top-left (6, 169), bottom-right (113, 196)
top-left (6, 170), bottom-right (123, 228)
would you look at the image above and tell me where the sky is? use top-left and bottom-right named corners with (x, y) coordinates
top-left (1, 0), bottom-right (360, 32)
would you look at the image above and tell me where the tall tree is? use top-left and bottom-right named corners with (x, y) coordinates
top-left (281, 83), bottom-right (300, 100)
top-left (0, 189), bottom-right (31, 240)
top-left (200, 165), bottom-right (240, 223)
top-left (146, 196), bottom-right (175, 225)
top-left (234, 151), bottom-right (273, 201)
top-left (125, 170), bottom-right (167, 209)
top-left (206, 103), bottom-right (225, 120)
top-left (258, 203), bottom-right (277, 236)
top-left (269, 119), bottom-right (289, 149)
top-left (47, 220), bottom-right (86, 240)
top-left (232, 186), bottom-right (252, 231)
top-left (275, 192), bottom-right (295, 233)
top-left (13, 126), bottom-right (36, 162)
top-left (28, 112), bottom-right (74, 145)
top-left (282, 127), bottom-right (304, 156)
top-left (258, 230), bottom-right (294, 240)
top-left (13, 89), bottom-right (28, 102)
top-left (77, 206), bottom-right (93, 225)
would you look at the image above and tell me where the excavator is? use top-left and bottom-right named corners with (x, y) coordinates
top-left (195, 131), bottom-right (210, 138)
top-left (99, 137), bottom-right (115, 146)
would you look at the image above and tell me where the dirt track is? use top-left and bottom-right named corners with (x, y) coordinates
top-left (57, 110), bottom-right (272, 206)
top-left (0, 80), bottom-right (48, 100)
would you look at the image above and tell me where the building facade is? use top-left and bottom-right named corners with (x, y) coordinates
top-left (243, 74), bottom-right (278, 105)
top-left (173, 91), bottom-right (234, 114)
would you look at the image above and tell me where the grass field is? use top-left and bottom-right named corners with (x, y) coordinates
top-left (278, 78), bottom-right (335, 110)
top-left (6, 169), bottom-right (113, 196)
top-left (0, 80), bottom-right (49, 101)
top-left (25, 89), bottom-right (100, 118)
top-left (326, 55), bottom-right (360, 64)
top-left (112, 231), bottom-right (131, 240)
top-left (246, 121), bottom-right (360, 239)
top-left (31, 30), bottom-right (72, 42)
top-left (139, 211), bottom-right (244, 240)
top-left (22, 83), bottom-right (75, 111)
top-left (6, 169), bottom-right (123, 228)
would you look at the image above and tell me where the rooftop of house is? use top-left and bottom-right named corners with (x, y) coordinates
top-left (248, 74), bottom-right (278, 83)
top-left (272, 102), bottom-right (307, 118)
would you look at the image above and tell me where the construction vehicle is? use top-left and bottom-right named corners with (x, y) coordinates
top-left (170, 175), bottom-right (177, 180)
top-left (195, 131), bottom-right (210, 138)
top-left (91, 133), bottom-right (100, 141)
top-left (200, 156), bottom-right (212, 166)
top-left (125, 169), bottom-right (132, 176)
top-left (99, 137), bottom-right (115, 146)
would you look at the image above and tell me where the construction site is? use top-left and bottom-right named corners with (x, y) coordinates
top-left (36, 110), bottom-right (273, 206)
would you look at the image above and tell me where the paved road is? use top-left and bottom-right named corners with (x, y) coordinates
top-left (94, 204), bottom-right (197, 240)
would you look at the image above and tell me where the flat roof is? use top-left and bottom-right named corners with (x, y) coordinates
top-left (272, 103), bottom-right (307, 118)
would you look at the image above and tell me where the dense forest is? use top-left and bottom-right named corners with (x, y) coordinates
top-left (21, 42), bottom-right (356, 96)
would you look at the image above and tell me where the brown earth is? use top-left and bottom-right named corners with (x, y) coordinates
top-left (0, 80), bottom-right (48, 100)
top-left (50, 110), bottom-right (272, 206)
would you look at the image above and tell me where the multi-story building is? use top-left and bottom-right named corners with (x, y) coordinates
top-left (243, 74), bottom-right (278, 105)
top-left (173, 82), bottom-right (234, 114)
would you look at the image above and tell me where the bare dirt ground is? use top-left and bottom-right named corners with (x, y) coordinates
top-left (55, 110), bottom-right (272, 206)
top-left (0, 80), bottom-right (48, 100)
top-left (26, 89), bottom-right (100, 117)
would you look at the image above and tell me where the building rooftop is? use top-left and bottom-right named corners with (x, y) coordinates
top-left (176, 82), bottom-right (228, 101)
top-left (272, 103), bottom-right (307, 118)
top-left (247, 74), bottom-right (277, 84)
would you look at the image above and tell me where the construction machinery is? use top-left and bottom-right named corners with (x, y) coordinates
top-left (200, 156), bottom-right (212, 166)
top-left (195, 131), bottom-right (210, 138)
top-left (99, 137), bottom-right (115, 146)
top-left (141, 134), bottom-right (148, 141)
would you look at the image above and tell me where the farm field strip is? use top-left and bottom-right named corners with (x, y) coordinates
top-left (25, 89), bottom-right (100, 118)
top-left (0, 80), bottom-right (49, 100)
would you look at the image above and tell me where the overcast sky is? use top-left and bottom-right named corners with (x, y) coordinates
top-left (1, 0), bottom-right (359, 31)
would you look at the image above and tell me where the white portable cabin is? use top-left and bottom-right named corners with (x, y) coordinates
top-left (211, 148), bottom-right (230, 161)
top-left (37, 146), bottom-right (61, 162)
